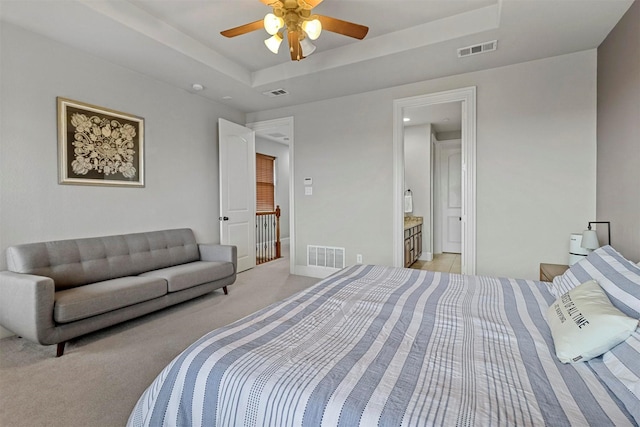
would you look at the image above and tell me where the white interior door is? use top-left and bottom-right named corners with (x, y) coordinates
top-left (441, 142), bottom-right (462, 253)
top-left (218, 118), bottom-right (256, 272)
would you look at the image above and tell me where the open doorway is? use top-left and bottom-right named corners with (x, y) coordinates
top-left (393, 87), bottom-right (476, 274)
top-left (246, 117), bottom-right (295, 274)
top-left (403, 102), bottom-right (462, 273)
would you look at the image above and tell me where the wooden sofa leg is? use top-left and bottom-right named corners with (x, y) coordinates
top-left (56, 342), bottom-right (66, 357)
top-left (223, 286), bottom-right (228, 295)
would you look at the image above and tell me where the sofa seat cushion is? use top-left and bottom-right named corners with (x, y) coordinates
top-left (140, 261), bottom-right (234, 293)
top-left (54, 276), bottom-right (167, 323)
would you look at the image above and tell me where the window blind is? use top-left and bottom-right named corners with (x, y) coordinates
top-left (256, 153), bottom-right (275, 212)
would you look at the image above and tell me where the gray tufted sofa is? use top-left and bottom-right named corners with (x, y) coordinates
top-left (0, 228), bottom-right (236, 356)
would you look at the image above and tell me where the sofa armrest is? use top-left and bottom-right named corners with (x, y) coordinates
top-left (199, 244), bottom-right (237, 274)
top-left (0, 271), bottom-right (56, 344)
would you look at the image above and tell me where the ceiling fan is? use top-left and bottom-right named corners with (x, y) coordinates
top-left (220, 0), bottom-right (369, 61)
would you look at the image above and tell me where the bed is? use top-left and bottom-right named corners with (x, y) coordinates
top-left (128, 246), bottom-right (640, 426)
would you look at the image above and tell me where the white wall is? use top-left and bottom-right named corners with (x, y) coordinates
top-left (404, 124), bottom-right (431, 257)
top-left (247, 50), bottom-right (597, 279)
top-left (255, 137), bottom-right (290, 239)
top-left (0, 22), bottom-right (244, 264)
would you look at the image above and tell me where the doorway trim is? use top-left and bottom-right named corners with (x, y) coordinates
top-left (246, 116), bottom-right (295, 275)
top-left (392, 86), bottom-right (476, 274)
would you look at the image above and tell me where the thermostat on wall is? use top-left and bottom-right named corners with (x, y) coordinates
top-left (304, 177), bottom-right (312, 185)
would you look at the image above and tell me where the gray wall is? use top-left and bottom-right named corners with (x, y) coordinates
top-left (248, 50), bottom-right (598, 279)
top-left (0, 22), bottom-right (244, 266)
top-left (255, 137), bottom-right (290, 239)
top-left (596, 0), bottom-right (640, 262)
top-left (0, 20), bottom-right (601, 282)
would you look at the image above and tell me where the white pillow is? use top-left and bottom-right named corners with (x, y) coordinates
top-left (547, 279), bottom-right (639, 364)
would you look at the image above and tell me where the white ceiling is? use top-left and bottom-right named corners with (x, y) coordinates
top-left (405, 102), bottom-right (463, 134)
top-left (0, 0), bottom-right (633, 118)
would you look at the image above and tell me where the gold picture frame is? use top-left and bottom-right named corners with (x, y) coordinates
top-left (57, 97), bottom-right (144, 187)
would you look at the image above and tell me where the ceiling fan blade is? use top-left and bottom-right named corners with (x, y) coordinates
top-left (287, 30), bottom-right (304, 61)
top-left (317, 15), bottom-right (369, 40)
top-left (220, 19), bottom-right (264, 38)
top-left (299, 0), bottom-right (323, 8)
top-left (259, 0), bottom-right (284, 7)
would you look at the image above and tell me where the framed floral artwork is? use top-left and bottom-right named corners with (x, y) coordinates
top-left (57, 97), bottom-right (144, 187)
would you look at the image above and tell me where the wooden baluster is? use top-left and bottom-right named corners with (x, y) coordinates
top-left (255, 207), bottom-right (281, 264)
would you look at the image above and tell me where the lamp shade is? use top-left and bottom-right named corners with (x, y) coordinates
top-left (302, 18), bottom-right (322, 40)
top-left (264, 13), bottom-right (284, 35)
top-left (300, 37), bottom-right (316, 56)
top-left (264, 33), bottom-right (283, 54)
top-left (581, 229), bottom-right (600, 250)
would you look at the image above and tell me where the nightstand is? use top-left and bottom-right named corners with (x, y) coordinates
top-left (539, 263), bottom-right (569, 282)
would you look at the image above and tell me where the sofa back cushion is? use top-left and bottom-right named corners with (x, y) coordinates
top-left (6, 229), bottom-right (200, 290)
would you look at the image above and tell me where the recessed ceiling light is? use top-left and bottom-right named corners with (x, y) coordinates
top-left (403, 118), bottom-right (410, 122)
top-left (222, 96), bottom-right (232, 100)
top-left (191, 83), bottom-right (204, 91)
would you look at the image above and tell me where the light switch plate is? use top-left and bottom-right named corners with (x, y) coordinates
top-left (305, 187), bottom-right (313, 195)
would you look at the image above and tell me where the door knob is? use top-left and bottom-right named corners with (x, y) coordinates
top-left (219, 216), bottom-right (229, 221)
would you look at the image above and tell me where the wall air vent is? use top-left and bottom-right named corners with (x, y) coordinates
top-left (457, 40), bottom-right (498, 58)
top-left (262, 88), bottom-right (289, 97)
top-left (308, 245), bottom-right (345, 269)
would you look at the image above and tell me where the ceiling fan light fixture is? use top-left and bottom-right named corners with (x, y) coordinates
top-left (264, 13), bottom-right (284, 35)
top-left (300, 37), bottom-right (316, 56)
top-left (220, 1), bottom-right (369, 62)
top-left (302, 18), bottom-right (322, 40)
top-left (264, 32), bottom-right (283, 54)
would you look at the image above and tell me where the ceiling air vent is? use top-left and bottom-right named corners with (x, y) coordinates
top-left (457, 40), bottom-right (497, 58)
top-left (262, 88), bottom-right (289, 97)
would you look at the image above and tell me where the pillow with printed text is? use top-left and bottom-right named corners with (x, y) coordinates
top-left (547, 279), bottom-right (638, 364)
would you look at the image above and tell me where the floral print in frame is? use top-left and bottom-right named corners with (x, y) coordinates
top-left (57, 97), bottom-right (144, 187)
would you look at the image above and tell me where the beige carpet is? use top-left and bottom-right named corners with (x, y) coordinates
top-left (0, 254), bottom-right (319, 427)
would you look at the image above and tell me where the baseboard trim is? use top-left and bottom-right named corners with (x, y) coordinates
top-left (0, 325), bottom-right (15, 339)
top-left (419, 252), bottom-right (433, 262)
top-left (294, 265), bottom-right (339, 279)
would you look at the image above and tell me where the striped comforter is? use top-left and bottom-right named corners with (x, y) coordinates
top-left (128, 265), bottom-right (636, 426)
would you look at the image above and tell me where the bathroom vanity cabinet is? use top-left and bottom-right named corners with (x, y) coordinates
top-left (404, 217), bottom-right (423, 267)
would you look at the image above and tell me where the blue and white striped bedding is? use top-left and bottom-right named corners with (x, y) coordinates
top-left (128, 265), bottom-right (636, 426)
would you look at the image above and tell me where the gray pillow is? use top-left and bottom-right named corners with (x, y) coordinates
top-left (551, 245), bottom-right (640, 318)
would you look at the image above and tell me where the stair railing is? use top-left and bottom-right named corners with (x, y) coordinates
top-left (256, 205), bottom-right (281, 264)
